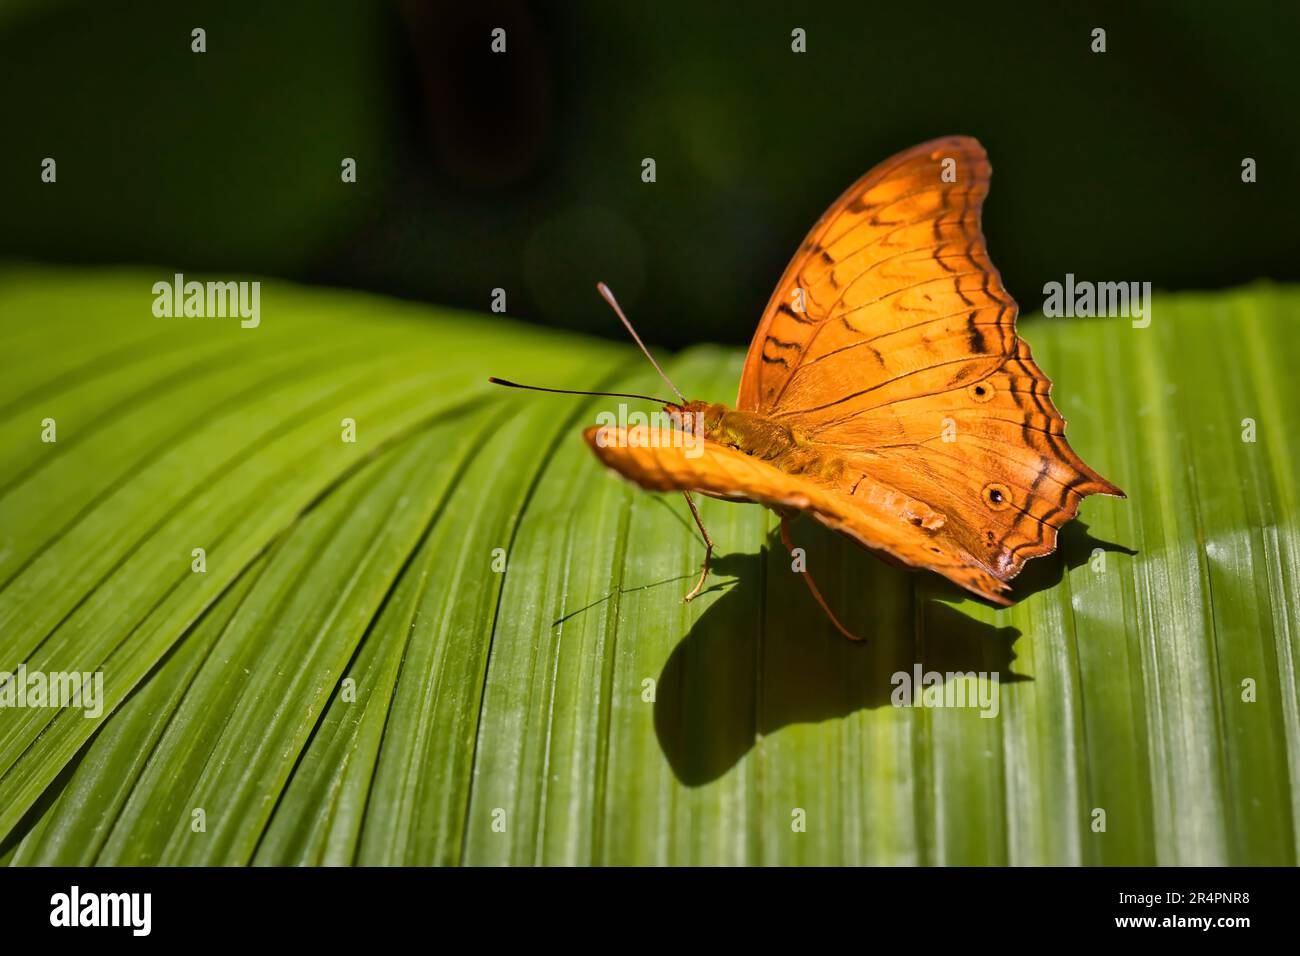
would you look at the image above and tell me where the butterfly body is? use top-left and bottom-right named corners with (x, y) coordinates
top-left (679, 401), bottom-right (836, 472)
top-left (673, 400), bottom-right (940, 522)
top-left (581, 136), bottom-right (1124, 610)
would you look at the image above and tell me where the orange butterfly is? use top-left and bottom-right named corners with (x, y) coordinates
top-left (493, 136), bottom-right (1123, 639)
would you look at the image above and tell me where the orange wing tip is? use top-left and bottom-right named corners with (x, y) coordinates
top-left (1081, 475), bottom-right (1127, 499)
top-left (923, 135), bottom-right (983, 160)
top-left (1067, 461), bottom-right (1126, 500)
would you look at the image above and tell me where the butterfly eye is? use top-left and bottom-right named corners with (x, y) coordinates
top-left (984, 483), bottom-right (1012, 510)
top-left (968, 381), bottom-right (995, 403)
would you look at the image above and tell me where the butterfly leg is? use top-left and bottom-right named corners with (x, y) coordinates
top-left (779, 517), bottom-right (863, 642)
top-left (681, 490), bottom-right (714, 603)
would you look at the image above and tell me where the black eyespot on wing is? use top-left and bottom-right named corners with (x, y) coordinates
top-left (983, 482), bottom-right (1011, 510)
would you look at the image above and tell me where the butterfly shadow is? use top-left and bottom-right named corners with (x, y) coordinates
top-left (653, 521), bottom-right (1029, 787)
top-left (1007, 520), bottom-right (1138, 601)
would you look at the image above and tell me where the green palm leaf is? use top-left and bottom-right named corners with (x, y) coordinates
top-left (1, 266), bottom-right (1296, 865)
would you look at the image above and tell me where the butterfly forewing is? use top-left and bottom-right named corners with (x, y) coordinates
top-left (737, 135), bottom-right (1122, 584)
top-left (738, 137), bottom-right (1001, 412)
top-left (583, 424), bottom-right (1014, 604)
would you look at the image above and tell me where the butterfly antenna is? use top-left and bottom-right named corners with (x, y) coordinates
top-left (596, 282), bottom-right (686, 403)
top-left (487, 378), bottom-right (674, 405)
top-left (781, 518), bottom-right (863, 642)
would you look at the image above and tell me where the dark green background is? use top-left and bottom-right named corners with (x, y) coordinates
top-left (2, 0), bottom-right (1296, 347)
